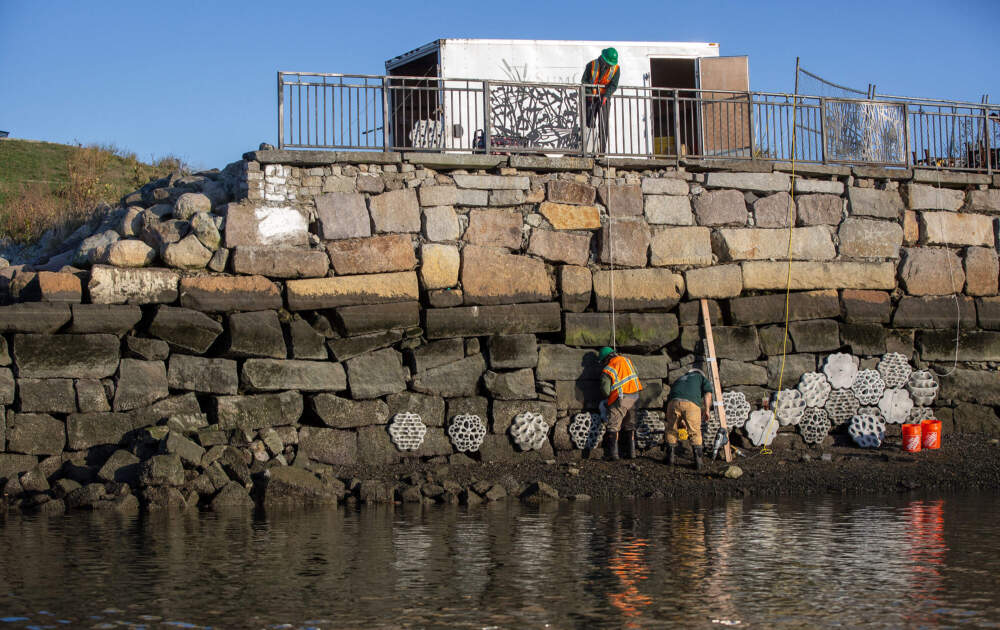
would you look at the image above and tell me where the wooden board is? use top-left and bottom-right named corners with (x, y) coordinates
top-left (701, 298), bottom-right (733, 463)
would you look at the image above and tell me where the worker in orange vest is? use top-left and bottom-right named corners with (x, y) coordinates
top-left (582, 47), bottom-right (620, 153)
top-left (599, 346), bottom-right (642, 461)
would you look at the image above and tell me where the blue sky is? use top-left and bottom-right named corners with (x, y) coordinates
top-left (1, 0), bottom-right (996, 169)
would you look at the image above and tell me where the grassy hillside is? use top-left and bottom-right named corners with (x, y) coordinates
top-left (0, 138), bottom-right (185, 243)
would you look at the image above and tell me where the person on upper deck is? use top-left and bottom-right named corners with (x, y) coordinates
top-left (582, 47), bottom-right (620, 153)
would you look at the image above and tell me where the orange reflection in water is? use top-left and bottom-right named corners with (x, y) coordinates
top-left (608, 537), bottom-right (653, 628)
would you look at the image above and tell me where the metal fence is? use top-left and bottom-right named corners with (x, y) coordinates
top-left (278, 72), bottom-right (999, 173)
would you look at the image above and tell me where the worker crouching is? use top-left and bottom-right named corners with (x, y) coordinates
top-left (599, 346), bottom-right (643, 461)
top-left (664, 362), bottom-right (713, 471)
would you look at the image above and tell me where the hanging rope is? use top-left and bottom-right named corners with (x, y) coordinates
top-left (607, 152), bottom-right (616, 351)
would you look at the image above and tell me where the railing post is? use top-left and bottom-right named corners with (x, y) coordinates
top-left (747, 90), bottom-right (755, 159)
top-left (984, 106), bottom-right (993, 176)
top-left (819, 97), bottom-right (828, 165)
top-left (381, 77), bottom-right (390, 151)
top-left (482, 80), bottom-right (492, 155)
top-left (277, 72), bottom-right (284, 149)
top-left (577, 85), bottom-right (587, 156)
top-left (672, 89), bottom-right (681, 164)
top-left (903, 102), bottom-right (911, 168)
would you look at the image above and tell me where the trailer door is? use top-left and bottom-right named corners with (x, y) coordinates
top-left (697, 56), bottom-right (750, 157)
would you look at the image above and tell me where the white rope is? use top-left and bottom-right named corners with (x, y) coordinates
top-left (606, 152), bottom-right (616, 351)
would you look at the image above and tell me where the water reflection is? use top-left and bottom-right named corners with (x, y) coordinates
top-left (0, 493), bottom-right (998, 628)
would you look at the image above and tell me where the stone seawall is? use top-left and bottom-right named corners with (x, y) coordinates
top-left (0, 150), bottom-right (998, 512)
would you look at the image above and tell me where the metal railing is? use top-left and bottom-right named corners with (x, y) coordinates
top-left (278, 72), bottom-right (999, 173)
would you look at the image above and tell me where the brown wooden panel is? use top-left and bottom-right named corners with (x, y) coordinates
top-left (698, 56), bottom-right (750, 156)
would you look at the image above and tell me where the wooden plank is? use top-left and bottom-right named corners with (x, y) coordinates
top-left (701, 298), bottom-right (733, 463)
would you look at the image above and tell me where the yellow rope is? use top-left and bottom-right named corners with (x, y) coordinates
top-left (760, 94), bottom-right (799, 456)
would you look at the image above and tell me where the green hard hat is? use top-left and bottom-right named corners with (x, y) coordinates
top-left (598, 346), bottom-right (615, 362)
top-left (601, 47), bottom-right (618, 65)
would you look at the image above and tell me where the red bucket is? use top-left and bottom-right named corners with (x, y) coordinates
top-left (921, 419), bottom-right (941, 449)
top-left (902, 423), bottom-right (922, 453)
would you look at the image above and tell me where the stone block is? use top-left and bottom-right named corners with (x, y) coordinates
top-left (464, 209), bottom-right (523, 249)
top-left (693, 189), bottom-right (747, 226)
top-left (310, 394), bottom-right (388, 428)
top-left (886, 329), bottom-right (915, 358)
top-left (345, 348), bottom-right (406, 399)
top-left (455, 188), bottom-right (489, 206)
top-left (938, 368), bottom-right (1000, 406)
top-left (215, 391), bottom-right (303, 431)
top-left (386, 391), bottom-right (445, 427)
top-left (710, 327), bottom-right (761, 361)
top-left (224, 202), bottom-right (309, 247)
top-left (17, 378), bottom-right (75, 413)
top-left (893, 296), bottom-right (976, 329)
top-left (563, 313), bottom-right (679, 350)
top-left (841, 290), bottom-right (891, 323)
top-left (33, 271), bottom-right (81, 303)
top-left (753, 192), bottom-right (794, 227)
top-left (796, 194), bottom-right (842, 225)
top-left (75, 379), bottom-right (109, 413)
top-left (298, 426), bottom-right (357, 466)
top-left (920, 212), bottom-right (994, 247)
top-left (597, 183), bottom-right (643, 217)
top-left (97, 449), bottom-right (140, 484)
top-left (230, 246), bottom-right (329, 278)
top-left (335, 301), bottom-right (420, 336)
top-left (490, 400), bottom-right (557, 435)
top-left (288, 318), bottom-right (328, 360)
top-left (422, 205), bottom-right (461, 242)
top-left (315, 192), bottom-right (371, 240)
top-left (167, 355), bottom-right (238, 394)
top-left (124, 336), bottom-right (169, 362)
top-left (419, 185), bottom-right (458, 207)
top-left (678, 300), bottom-right (721, 326)
top-left (592, 269), bottom-right (683, 311)
top-left (162, 234), bottom-right (212, 269)
top-left (536, 345), bottom-right (601, 381)
top-left (968, 189), bottom-right (1000, 213)
top-left (964, 247), bottom-right (999, 296)
top-left (979, 297), bottom-right (1000, 330)
top-left (788, 319), bottom-right (840, 352)
top-left (560, 265), bottom-right (592, 312)
top-left (64, 412), bottom-right (134, 450)
top-left (113, 359), bottom-right (168, 411)
top-left (179, 275), bottom-right (282, 312)
top-left (489, 189), bottom-right (527, 206)
top-left (713, 226), bottom-right (836, 261)
top-left (105, 239), bottom-right (156, 267)
top-left (488, 334), bottom-right (538, 369)
top-left (917, 330), bottom-right (1000, 362)
top-left (539, 202), bottom-right (601, 230)
top-left (13, 334), bottom-right (119, 379)
top-left (326, 234), bottom-right (416, 275)
top-left (952, 403), bottom-right (1000, 437)
top-left (461, 245), bottom-right (550, 306)
top-left (419, 243), bottom-right (460, 290)
top-left (425, 302), bottom-right (561, 338)
top-left (484, 368), bottom-right (536, 400)
top-left (685, 265), bottom-right (742, 298)
top-left (368, 188), bottom-right (421, 233)
top-left (287, 271), bottom-right (419, 310)
top-left (6, 413), bottom-right (65, 455)
top-left (641, 177), bottom-right (688, 196)
top-left (407, 338), bottom-right (464, 374)
top-left (847, 187), bottom-right (903, 219)
top-left (766, 354), bottom-right (815, 389)
top-left (649, 227), bottom-right (711, 266)
top-left (527, 229), bottom-right (591, 266)
top-left (600, 218), bottom-right (650, 267)
top-left (327, 330), bottom-right (402, 363)
top-left (903, 210), bottom-right (919, 245)
top-left (453, 174), bottom-right (529, 190)
top-left (719, 360), bottom-right (768, 387)
top-left (837, 218), bottom-right (904, 259)
top-left (704, 171), bottom-right (789, 192)
top-left (69, 304), bottom-right (142, 335)
top-left (226, 310), bottom-right (286, 358)
top-left (905, 184), bottom-right (964, 211)
top-left (88, 266), bottom-right (179, 305)
top-left (741, 261), bottom-right (895, 290)
top-left (411, 354), bottom-right (486, 398)
top-left (547, 180), bottom-right (596, 205)
top-left (794, 179), bottom-right (844, 195)
top-left (148, 306), bottom-right (223, 354)
top-left (729, 289), bottom-right (840, 325)
top-left (899, 248), bottom-right (965, 296)
top-left (242, 359), bottom-right (347, 392)
top-left (839, 323), bottom-right (887, 356)
top-left (0, 303), bottom-right (70, 334)
top-left (644, 195), bottom-right (695, 225)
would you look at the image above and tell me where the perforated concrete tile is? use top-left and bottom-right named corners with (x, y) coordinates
top-left (745, 409), bottom-right (778, 447)
top-left (877, 352), bottom-right (912, 389)
top-left (906, 370), bottom-right (939, 406)
top-left (722, 391), bottom-right (751, 428)
top-left (823, 353), bottom-right (859, 390)
top-left (389, 412), bottom-right (427, 451)
top-left (878, 388), bottom-right (914, 424)
top-left (851, 369), bottom-right (886, 405)
top-left (636, 410), bottom-right (665, 450)
top-left (848, 413), bottom-right (885, 448)
top-left (797, 371), bottom-right (832, 408)
top-left (448, 414), bottom-right (487, 452)
top-left (510, 411), bottom-right (549, 451)
top-left (825, 389), bottom-right (860, 426)
top-left (799, 407), bottom-right (831, 444)
top-left (569, 412), bottom-right (605, 450)
top-left (772, 389), bottom-right (806, 426)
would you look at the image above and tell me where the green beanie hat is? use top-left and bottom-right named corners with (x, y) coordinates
top-left (599, 346), bottom-right (615, 362)
top-left (601, 47), bottom-right (618, 65)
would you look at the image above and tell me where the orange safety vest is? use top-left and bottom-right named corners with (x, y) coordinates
top-left (587, 59), bottom-right (619, 97)
top-left (603, 354), bottom-right (642, 404)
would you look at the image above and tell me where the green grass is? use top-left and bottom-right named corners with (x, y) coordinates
top-left (0, 138), bottom-right (185, 243)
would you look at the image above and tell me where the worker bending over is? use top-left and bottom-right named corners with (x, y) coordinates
top-left (599, 346), bottom-right (642, 461)
top-left (581, 47), bottom-right (620, 153)
top-left (664, 362), bottom-right (712, 471)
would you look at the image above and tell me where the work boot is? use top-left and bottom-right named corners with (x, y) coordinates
top-left (620, 430), bottom-right (636, 459)
top-left (692, 445), bottom-right (704, 472)
top-left (603, 431), bottom-right (620, 461)
top-left (665, 444), bottom-right (677, 467)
